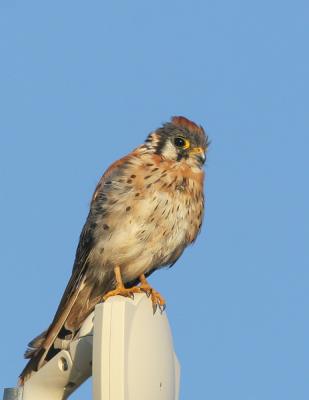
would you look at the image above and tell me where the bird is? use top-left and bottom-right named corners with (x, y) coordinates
top-left (19, 115), bottom-right (209, 384)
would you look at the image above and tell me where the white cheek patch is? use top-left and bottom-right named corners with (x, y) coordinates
top-left (161, 140), bottom-right (178, 161)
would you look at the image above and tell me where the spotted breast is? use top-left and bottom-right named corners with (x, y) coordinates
top-left (87, 151), bottom-right (204, 284)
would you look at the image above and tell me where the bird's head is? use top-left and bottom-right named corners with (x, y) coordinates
top-left (146, 116), bottom-right (209, 168)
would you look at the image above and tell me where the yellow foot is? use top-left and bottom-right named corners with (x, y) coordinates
top-left (103, 285), bottom-right (141, 301)
top-left (140, 284), bottom-right (166, 314)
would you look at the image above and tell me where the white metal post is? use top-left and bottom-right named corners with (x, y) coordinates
top-left (3, 294), bottom-right (180, 400)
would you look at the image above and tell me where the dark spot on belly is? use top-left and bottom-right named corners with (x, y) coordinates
top-left (138, 230), bottom-right (146, 238)
top-left (176, 183), bottom-right (185, 191)
top-left (99, 247), bottom-right (104, 254)
top-left (146, 163), bottom-right (154, 167)
top-left (103, 224), bottom-right (109, 230)
top-left (152, 167), bottom-right (159, 172)
top-left (126, 206), bottom-right (131, 212)
top-left (144, 175), bottom-right (151, 180)
top-left (146, 183), bottom-right (152, 188)
top-left (135, 193), bottom-right (140, 197)
top-left (127, 179), bottom-right (132, 184)
top-left (131, 174), bottom-right (136, 178)
top-left (168, 178), bottom-right (177, 188)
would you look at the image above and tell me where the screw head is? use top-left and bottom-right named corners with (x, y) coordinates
top-left (58, 357), bottom-right (69, 372)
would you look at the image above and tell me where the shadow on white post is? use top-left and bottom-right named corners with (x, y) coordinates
top-left (3, 294), bottom-right (180, 400)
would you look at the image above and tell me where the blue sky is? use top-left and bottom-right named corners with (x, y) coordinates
top-left (1, 1), bottom-right (308, 399)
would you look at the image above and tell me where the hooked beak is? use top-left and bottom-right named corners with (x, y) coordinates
top-left (190, 147), bottom-right (206, 165)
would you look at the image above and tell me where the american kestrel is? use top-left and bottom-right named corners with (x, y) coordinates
top-left (20, 116), bottom-right (209, 383)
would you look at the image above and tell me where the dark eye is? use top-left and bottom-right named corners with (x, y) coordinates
top-left (174, 137), bottom-right (189, 148)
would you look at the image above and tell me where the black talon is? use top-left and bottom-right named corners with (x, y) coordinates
top-left (141, 288), bottom-right (151, 297)
top-left (160, 304), bottom-right (166, 313)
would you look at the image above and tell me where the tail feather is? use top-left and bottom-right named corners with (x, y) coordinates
top-left (24, 330), bottom-right (47, 359)
top-left (19, 348), bottom-right (45, 385)
top-left (19, 275), bottom-right (88, 384)
top-left (19, 264), bottom-right (115, 384)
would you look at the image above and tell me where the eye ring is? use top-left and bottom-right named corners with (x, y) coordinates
top-left (174, 137), bottom-right (190, 149)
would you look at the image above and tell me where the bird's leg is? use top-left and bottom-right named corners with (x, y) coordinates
top-left (139, 274), bottom-right (166, 314)
top-left (138, 274), bottom-right (152, 297)
top-left (103, 266), bottom-right (141, 301)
